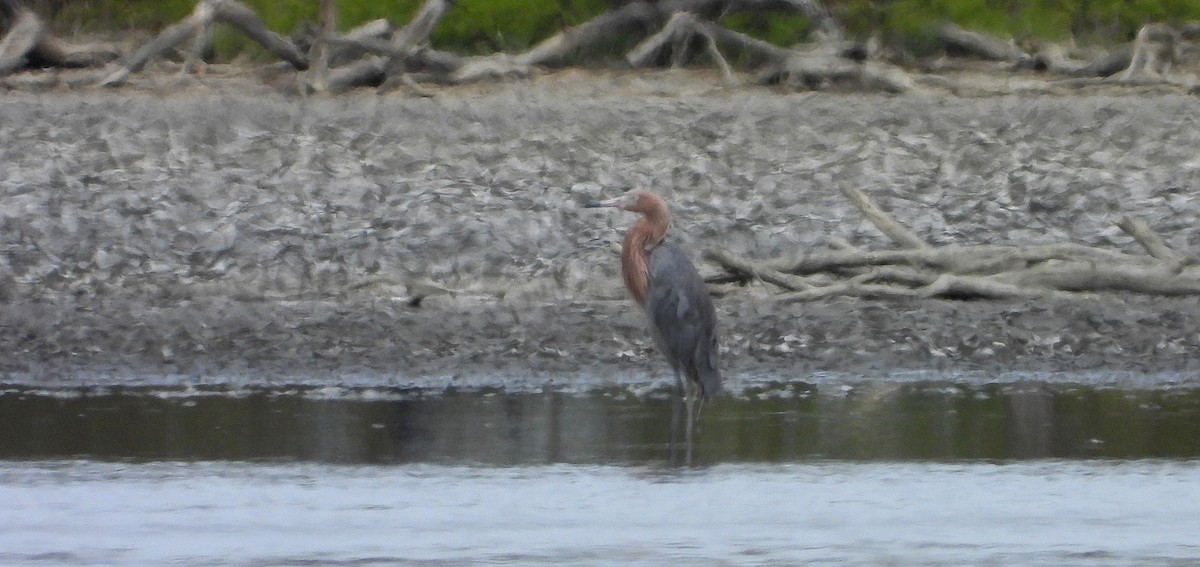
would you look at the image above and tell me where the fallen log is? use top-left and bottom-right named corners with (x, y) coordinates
top-left (1074, 45), bottom-right (1134, 77)
top-left (99, 6), bottom-right (208, 86)
top-left (7, 0), bottom-right (1187, 95)
top-left (704, 248), bottom-right (815, 291)
top-left (322, 0), bottom-right (453, 92)
top-left (411, 0), bottom-right (736, 85)
top-left (30, 33), bottom-right (121, 68)
top-left (628, 9), bottom-right (790, 68)
top-left (707, 187), bottom-right (1200, 301)
top-left (219, 0), bottom-right (306, 69)
top-left (771, 272), bottom-right (1062, 302)
top-left (325, 0), bottom-right (860, 89)
top-left (937, 22), bottom-right (1027, 63)
top-left (763, 243), bottom-right (1150, 276)
top-left (296, 18), bottom-right (392, 67)
top-left (628, 11), bottom-right (910, 92)
top-left (100, 0), bottom-right (306, 87)
top-left (1, 0), bottom-right (121, 77)
top-left (931, 23), bottom-right (1151, 81)
top-left (711, 242), bottom-right (1200, 300)
top-left (1000, 261), bottom-right (1200, 296)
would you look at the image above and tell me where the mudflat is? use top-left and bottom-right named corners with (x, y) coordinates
top-left (2, 70), bottom-right (1199, 391)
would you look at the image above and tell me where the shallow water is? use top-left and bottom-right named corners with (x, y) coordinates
top-left (3, 380), bottom-right (1200, 565)
top-left (2, 460), bottom-right (1199, 566)
top-left (3, 381), bottom-right (1200, 463)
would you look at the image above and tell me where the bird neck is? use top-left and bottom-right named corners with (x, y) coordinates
top-left (620, 212), bottom-right (669, 307)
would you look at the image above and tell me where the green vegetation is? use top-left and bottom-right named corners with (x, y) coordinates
top-left (721, 11), bottom-right (813, 47)
top-left (37, 0), bottom-right (1200, 61)
top-left (845, 0), bottom-right (1200, 50)
top-left (49, 0), bottom-right (615, 60)
top-left (433, 0), bottom-right (609, 52)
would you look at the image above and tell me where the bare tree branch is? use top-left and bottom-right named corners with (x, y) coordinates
top-left (839, 184), bottom-right (928, 249)
top-left (707, 186), bottom-right (1200, 302)
top-left (324, 0), bottom-right (453, 91)
top-left (210, 0), bottom-right (307, 69)
top-left (704, 248), bottom-right (815, 291)
top-left (1117, 215), bottom-right (1180, 263)
top-left (101, 0), bottom-right (305, 87)
top-left (937, 22), bottom-right (1027, 63)
top-left (305, 0), bottom-right (337, 91)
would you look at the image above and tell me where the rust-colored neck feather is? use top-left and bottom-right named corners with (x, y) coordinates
top-left (620, 198), bottom-right (669, 306)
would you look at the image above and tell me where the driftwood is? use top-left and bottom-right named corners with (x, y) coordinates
top-left (320, 0), bottom-right (855, 90)
top-left (305, 0), bottom-right (337, 91)
top-left (0, 0), bottom-right (118, 77)
top-left (318, 0), bottom-right (455, 92)
top-left (626, 10), bottom-right (910, 92)
top-left (476, 0), bottom-right (847, 81)
top-left (937, 22), bottom-right (1027, 63)
top-left (100, 0), bottom-right (307, 87)
top-left (3, 0), bottom-right (1196, 94)
top-left (948, 21), bottom-right (1200, 85)
top-left (294, 18), bottom-right (392, 67)
top-left (1010, 43), bottom-right (1136, 79)
top-left (0, 0), bottom-right (40, 76)
top-left (706, 187), bottom-right (1200, 302)
top-left (932, 22), bottom-right (1120, 77)
top-left (838, 184), bottom-right (926, 248)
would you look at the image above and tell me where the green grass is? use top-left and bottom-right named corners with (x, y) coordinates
top-left (43, 0), bottom-right (1200, 62)
top-left (721, 11), bottom-right (813, 47)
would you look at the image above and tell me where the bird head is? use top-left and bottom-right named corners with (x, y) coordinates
top-left (583, 191), bottom-right (666, 215)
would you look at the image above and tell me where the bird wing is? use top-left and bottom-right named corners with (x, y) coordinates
top-left (645, 241), bottom-right (722, 398)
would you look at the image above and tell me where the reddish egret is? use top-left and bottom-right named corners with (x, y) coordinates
top-left (585, 191), bottom-right (721, 465)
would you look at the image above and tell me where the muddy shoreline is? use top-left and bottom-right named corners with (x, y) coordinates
top-left (2, 71), bottom-right (1199, 391)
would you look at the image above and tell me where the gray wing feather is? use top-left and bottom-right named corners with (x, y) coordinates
top-left (645, 241), bottom-right (722, 399)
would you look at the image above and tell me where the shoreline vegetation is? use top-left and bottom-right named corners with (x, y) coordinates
top-left (34, 1), bottom-right (1200, 56)
top-left (2, 0), bottom-right (1199, 94)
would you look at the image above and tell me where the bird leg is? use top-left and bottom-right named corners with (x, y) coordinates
top-left (683, 377), bottom-right (698, 467)
top-left (669, 367), bottom-right (683, 466)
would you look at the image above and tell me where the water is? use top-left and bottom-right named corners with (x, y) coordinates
top-left (2, 380), bottom-right (1200, 565)
top-left (4, 382), bottom-right (1200, 463)
top-left (2, 460), bottom-right (1198, 565)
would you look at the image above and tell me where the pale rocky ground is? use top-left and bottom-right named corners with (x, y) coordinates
top-left (2, 69), bottom-right (1200, 392)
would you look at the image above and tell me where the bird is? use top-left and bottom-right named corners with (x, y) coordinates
top-left (584, 191), bottom-right (721, 465)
